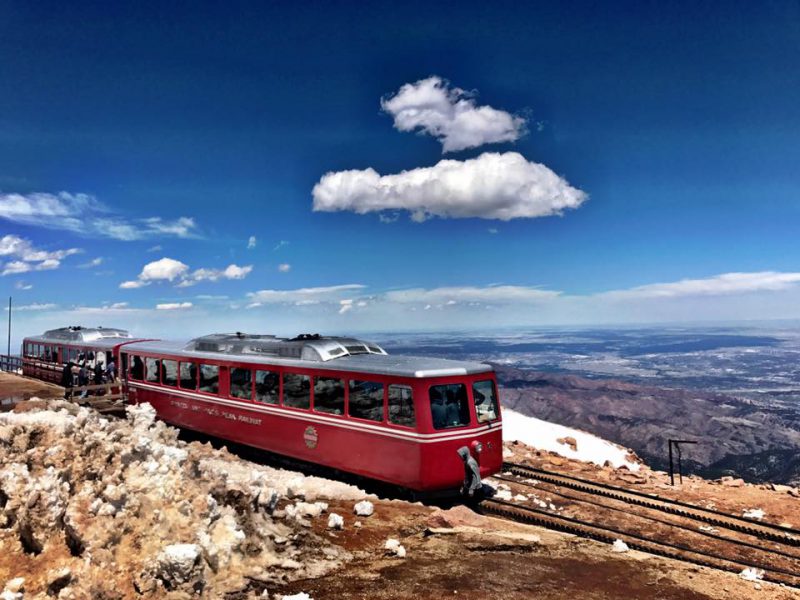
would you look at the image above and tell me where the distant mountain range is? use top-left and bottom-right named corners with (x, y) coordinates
top-left (494, 364), bottom-right (800, 485)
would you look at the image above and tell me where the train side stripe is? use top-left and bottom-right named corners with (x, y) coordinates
top-left (128, 381), bottom-right (501, 444)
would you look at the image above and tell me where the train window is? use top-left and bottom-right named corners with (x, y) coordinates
top-left (145, 358), bottom-right (160, 383)
top-left (179, 362), bottom-right (197, 390)
top-left (199, 364), bottom-right (219, 394)
top-left (314, 377), bottom-right (344, 415)
top-left (43, 346), bottom-right (52, 362)
top-left (473, 380), bottom-right (499, 423)
top-left (255, 370), bottom-right (279, 404)
top-left (388, 385), bottom-right (415, 427)
top-left (162, 360), bottom-right (178, 387)
top-left (283, 373), bottom-right (310, 409)
top-left (348, 380), bottom-right (384, 422)
top-left (230, 368), bottom-right (252, 400)
top-left (130, 355), bottom-right (144, 380)
top-left (429, 383), bottom-right (470, 430)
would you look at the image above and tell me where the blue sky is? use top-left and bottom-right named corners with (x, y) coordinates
top-left (2, 1), bottom-right (800, 345)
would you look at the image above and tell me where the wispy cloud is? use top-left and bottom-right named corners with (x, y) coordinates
top-left (313, 152), bottom-right (587, 222)
top-left (7, 302), bottom-right (58, 311)
top-left (247, 235), bottom-right (257, 249)
top-left (0, 191), bottom-right (199, 241)
top-left (14, 281), bottom-right (32, 290)
top-left (0, 234), bottom-right (81, 276)
top-left (273, 240), bottom-right (289, 251)
top-left (246, 284), bottom-right (365, 308)
top-left (278, 263), bottom-right (291, 273)
top-left (77, 257), bottom-right (104, 269)
top-left (599, 271), bottom-right (800, 300)
top-left (120, 257), bottom-right (253, 289)
top-left (384, 285), bottom-right (560, 304)
top-left (156, 302), bottom-right (193, 310)
top-left (381, 76), bottom-right (526, 153)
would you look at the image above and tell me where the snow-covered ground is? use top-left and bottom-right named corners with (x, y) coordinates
top-left (501, 408), bottom-right (641, 471)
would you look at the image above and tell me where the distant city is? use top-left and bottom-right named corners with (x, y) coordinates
top-left (379, 325), bottom-right (800, 411)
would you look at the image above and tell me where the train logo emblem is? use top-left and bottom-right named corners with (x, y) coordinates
top-left (303, 426), bottom-right (318, 449)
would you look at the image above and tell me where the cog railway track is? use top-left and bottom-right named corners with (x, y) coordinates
top-left (479, 461), bottom-right (800, 589)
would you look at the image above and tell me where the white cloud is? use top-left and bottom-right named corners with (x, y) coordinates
top-left (381, 76), bottom-right (526, 153)
top-left (14, 281), bottom-right (32, 290)
top-left (0, 191), bottom-right (199, 240)
top-left (247, 236), bottom-right (257, 249)
top-left (339, 299), bottom-right (354, 314)
top-left (156, 302), bottom-right (193, 310)
top-left (278, 263), bottom-right (291, 273)
top-left (273, 240), bottom-right (289, 251)
top-left (109, 302), bottom-right (129, 309)
top-left (147, 245), bottom-right (163, 253)
top-left (9, 302), bottom-right (58, 311)
top-left (121, 258), bottom-right (252, 289)
top-left (488, 228), bottom-right (499, 234)
top-left (384, 285), bottom-right (560, 304)
top-left (313, 152), bottom-right (587, 222)
top-left (0, 234), bottom-right (82, 276)
top-left (247, 284), bottom-right (366, 305)
top-left (77, 257), bottom-right (104, 269)
top-left (141, 257), bottom-right (189, 282)
top-left (599, 271), bottom-right (800, 300)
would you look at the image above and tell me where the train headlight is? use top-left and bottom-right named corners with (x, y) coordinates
top-left (471, 441), bottom-right (483, 454)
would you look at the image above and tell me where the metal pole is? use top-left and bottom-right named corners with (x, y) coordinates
top-left (668, 440), bottom-right (674, 486)
top-left (6, 296), bottom-right (10, 359)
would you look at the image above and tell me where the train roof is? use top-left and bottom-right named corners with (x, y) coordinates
top-left (25, 326), bottom-right (137, 348)
top-left (124, 334), bottom-right (493, 378)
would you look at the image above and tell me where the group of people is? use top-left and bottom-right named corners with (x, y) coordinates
top-left (61, 354), bottom-right (117, 399)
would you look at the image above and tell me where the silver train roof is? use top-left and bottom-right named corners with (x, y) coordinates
top-left (26, 326), bottom-right (135, 348)
top-left (124, 333), bottom-right (493, 378)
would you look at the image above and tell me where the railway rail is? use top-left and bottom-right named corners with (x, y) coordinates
top-left (480, 461), bottom-right (800, 589)
top-left (502, 461), bottom-right (800, 545)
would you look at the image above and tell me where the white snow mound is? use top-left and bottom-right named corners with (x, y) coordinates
top-left (502, 408), bottom-right (640, 471)
top-left (740, 567), bottom-right (765, 581)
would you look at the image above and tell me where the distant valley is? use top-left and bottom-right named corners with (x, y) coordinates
top-left (381, 325), bottom-right (800, 484)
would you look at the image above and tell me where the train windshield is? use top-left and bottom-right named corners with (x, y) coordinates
top-left (472, 379), bottom-right (499, 423)
top-left (429, 383), bottom-right (470, 430)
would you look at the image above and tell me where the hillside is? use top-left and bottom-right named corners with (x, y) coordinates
top-left (495, 364), bottom-right (800, 485)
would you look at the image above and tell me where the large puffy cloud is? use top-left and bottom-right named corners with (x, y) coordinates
top-left (381, 76), bottom-right (526, 153)
top-left (120, 258), bottom-right (253, 289)
top-left (0, 191), bottom-right (199, 240)
top-left (0, 234), bottom-right (81, 276)
top-left (313, 152), bottom-right (587, 222)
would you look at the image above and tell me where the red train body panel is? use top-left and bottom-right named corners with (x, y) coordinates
top-left (21, 327), bottom-right (503, 493)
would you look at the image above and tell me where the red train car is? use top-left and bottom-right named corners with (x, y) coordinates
top-left (22, 328), bottom-right (503, 494)
top-left (21, 326), bottom-right (147, 385)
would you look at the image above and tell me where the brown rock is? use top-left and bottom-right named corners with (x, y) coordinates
top-left (426, 505), bottom-right (490, 529)
top-left (556, 436), bottom-right (578, 452)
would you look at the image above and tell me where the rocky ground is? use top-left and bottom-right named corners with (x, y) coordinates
top-left (1, 373), bottom-right (799, 599)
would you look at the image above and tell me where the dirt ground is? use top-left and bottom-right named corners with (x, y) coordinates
top-left (2, 373), bottom-right (799, 599)
top-left (0, 371), bottom-right (63, 409)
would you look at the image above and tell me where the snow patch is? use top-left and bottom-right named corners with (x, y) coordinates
top-left (611, 539), bottom-right (629, 553)
top-left (740, 567), bottom-right (765, 581)
top-left (502, 408), bottom-right (641, 471)
top-left (743, 508), bottom-right (765, 520)
top-left (354, 500), bottom-right (374, 516)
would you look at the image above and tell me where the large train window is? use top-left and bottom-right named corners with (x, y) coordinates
top-left (179, 362), bottom-right (197, 390)
top-left (255, 370), bottom-right (279, 404)
top-left (314, 377), bottom-right (344, 415)
top-left (283, 373), bottom-right (310, 409)
top-left (130, 355), bottom-right (144, 381)
top-left (145, 358), bottom-right (160, 383)
top-left (348, 381), bottom-right (384, 422)
top-left (472, 380), bottom-right (499, 423)
top-left (162, 360), bottom-right (178, 387)
top-left (429, 383), bottom-right (470, 430)
top-left (230, 368), bottom-right (252, 400)
top-left (388, 385), bottom-right (415, 427)
top-left (199, 364), bottom-right (220, 394)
